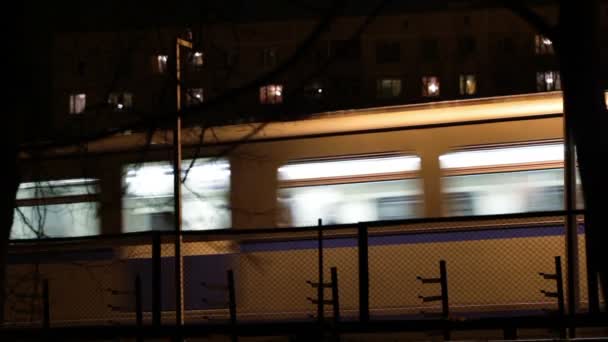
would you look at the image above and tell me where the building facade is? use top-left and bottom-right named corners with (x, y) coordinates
top-left (49, 2), bottom-right (608, 135)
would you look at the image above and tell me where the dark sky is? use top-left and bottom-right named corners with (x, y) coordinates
top-left (37, 0), bottom-right (557, 32)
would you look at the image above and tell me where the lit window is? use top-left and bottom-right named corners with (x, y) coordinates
top-left (440, 143), bottom-right (566, 216)
top-left (277, 155), bottom-right (423, 227)
top-left (260, 85), bottom-right (283, 104)
top-left (537, 71), bottom-right (561, 91)
top-left (440, 144), bottom-right (564, 170)
top-left (122, 159), bottom-right (231, 232)
top-left (422, 76), bottom-right (440, 97)
top-left (535, 34), bottom-right (554, 55)
top-left (376, 79), bottom-right (402, 98)
top-left (186, 88), bottom-right (204, 107)
top-left (262, 47), bottom-right (278, 67)
top-left (459, 74), bottom-right (477, 95)
top-left (156, 54), bottom-right (168, 73)
top-left (108, 92), bottom-right (133, 111)
top-left (192, 51), bottom-right (204, 67)
top-left (305, 82), bottom-right (325, 100)
top-left (69, 93), bottom-right (86, 114)
top-left (12, 179), bottom-right (100, 239)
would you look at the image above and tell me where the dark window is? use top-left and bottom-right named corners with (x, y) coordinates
top-left (499, 36), bottom-right (515, 53)
top-left (376, 41), bottom-right (400, 64)
top-left (331, 39), bottom-right (361, 61)
top-left (262, 47), bottom-right (278, 67)
top-left (458, 36), bottom-right (476, 58)
top-left (420, 38), bottom-right (439, 60)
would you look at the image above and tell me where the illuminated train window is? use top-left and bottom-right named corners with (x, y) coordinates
top-left (122, 159), bottom-right (231, 232)
top-left (12, 178), bottom-right (100, 239)
top-left (440, 142), bottom-right (583, 216)
top-left (277, 154), bottom-right (423, 227)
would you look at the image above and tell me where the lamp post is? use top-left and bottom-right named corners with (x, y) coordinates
top-left (174, 36), bottom-right (192, 328)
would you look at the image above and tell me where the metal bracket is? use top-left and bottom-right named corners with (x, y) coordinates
top-left (539, 272), bottom-right (558, 280)
top-left (418, 295), bottom-right (443, 303)
top-left (306, 280), bottom-right (332, 288)
top-left (540, 290), bottom-right (559, 298)
top-left (107, 304), bottom-right (125, 311)
top-left (417, 276), bottom-right (441, 284)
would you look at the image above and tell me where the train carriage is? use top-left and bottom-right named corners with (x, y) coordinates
top-left (5, 91), bottom-right (601, 326)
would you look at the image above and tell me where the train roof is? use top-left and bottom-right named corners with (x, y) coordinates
top-left (25, 91), bottom-right (608, 158)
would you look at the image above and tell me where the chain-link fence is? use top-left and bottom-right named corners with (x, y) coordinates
top-left (368, 215), bottom-right (567, 320)
top-left (4, 234), bottom-right (154, 327)
top-left (3, 212), bottom-right (602, 333)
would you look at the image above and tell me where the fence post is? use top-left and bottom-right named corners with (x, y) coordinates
top-left (135, 275), bottom-right (143, 342)
top-left (439, 260), bottom-right (449, 320)
top-left (42, 279), bottom-right (50, 329)
top-left (439, 260), bottom-right (450, 341)
top-left (228, 270), bottom-right (238, 342)
top-left (357, 222), bottom-right (369, 323)
top-left (555, 256), bottom-right (565, 318)
top-left (563, 88), bottom-right (582, 320)
top-left (317, 218), bottom-right (324, 326)
top-left (331, 267), bottom-right (340, 324)
top-left (331, 267), bottom-right (340, 342)
top-left (555, 256), bottom-right (567, 339)
top-left (539, 256), bottom-right (566, 339)
top-left (152, 231), bottom-right (162, 327)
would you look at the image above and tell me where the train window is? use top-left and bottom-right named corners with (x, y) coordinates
top-left (528, 185), bottom-right (564, 212)
top-left (11, 178), bottom-right (100, 239)
top-left (440, 143), bottom-right (567, 216)
top-left (444, 192), bottom-right (475, 216)
top-left (122, 159), bottom-right (231, 232)
top-left (277, 154), bottom-right (422, 227)
top-left (377, 195), bottom-right (421, 220)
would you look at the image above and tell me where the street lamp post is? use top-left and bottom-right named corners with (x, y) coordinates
top-left (174, 37), bottom-right (192, 328)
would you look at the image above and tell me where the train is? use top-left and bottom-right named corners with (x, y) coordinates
top-left (4, 91), bottom-right (601, 327)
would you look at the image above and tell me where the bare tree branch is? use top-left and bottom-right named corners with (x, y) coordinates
top-left (22, 0), bottom-right (350, 152)
top-left (502, 1), bottom-right (558, 44)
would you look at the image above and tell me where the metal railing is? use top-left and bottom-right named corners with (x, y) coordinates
top-left (2, 210), bottom-right (605, 340)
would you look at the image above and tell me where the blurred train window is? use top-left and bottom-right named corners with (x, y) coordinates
top-left (12, 178), bottom-right (100, 239)
top-left (444, 192), bottom-right (475, 216)
top-left (122, 159), bottom-right (231, 232)
top-left (377, 196), bottom-right (421, 220)
top-left (440, 143), bottom-right (586, 216)
top-left (277, 154), bottom-right (422, 227)
top-left (528, 185), bottom-right (564, 212)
